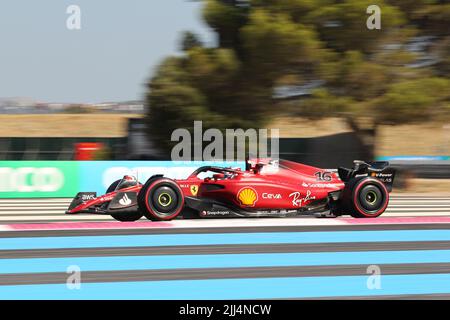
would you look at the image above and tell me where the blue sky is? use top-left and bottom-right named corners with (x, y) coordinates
top-left (0, 1), bottom-right (213, 103)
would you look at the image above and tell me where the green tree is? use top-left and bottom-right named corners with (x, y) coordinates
top-left (375, 77), bottom-right (450, 123)
top-left (146, 0), bottom-right (450, 154)
top-left (180, 31), bottom-right (203, 51)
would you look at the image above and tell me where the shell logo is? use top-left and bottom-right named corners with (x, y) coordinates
top-left (237, 187), bottom-right (258, 207)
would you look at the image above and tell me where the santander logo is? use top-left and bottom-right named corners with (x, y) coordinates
top-left (119, 193), bottom-right (132, 206)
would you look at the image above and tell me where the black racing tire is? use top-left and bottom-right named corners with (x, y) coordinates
top-left (106, 180), bottom-right (121, 194)
top-left (343, 177), bottom-right (389, 218)
top-left (111, 212), bottom-right (143, 222)
top-left (138, 177), bottom-right (184, 221)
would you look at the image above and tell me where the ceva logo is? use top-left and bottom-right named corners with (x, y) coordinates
top-left (0, 167), bottom-right (64, 192)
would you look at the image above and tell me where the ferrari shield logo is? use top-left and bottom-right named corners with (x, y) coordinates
top-left (190, 185), bottom-right (199, 196)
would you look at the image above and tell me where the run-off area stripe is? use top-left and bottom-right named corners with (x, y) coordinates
top-left (3, 230), bottom-right (450, 250)
top-left (2, 273), bottom-right (450, 299)
top-left (1, 250), bottom-right (450, 274)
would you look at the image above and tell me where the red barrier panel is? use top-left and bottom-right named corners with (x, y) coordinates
top-left (74, 142), bottom-right (103, 160)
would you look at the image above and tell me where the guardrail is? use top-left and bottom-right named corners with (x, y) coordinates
top-left (390, 161), bottom-right (450, 179)
top-left (0, 161), bottom-right (245, 198)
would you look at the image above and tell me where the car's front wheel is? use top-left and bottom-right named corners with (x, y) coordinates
top-left (138, 177), bottom-right (184, 221)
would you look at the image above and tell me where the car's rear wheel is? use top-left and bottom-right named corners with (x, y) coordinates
top-left (343, 177), bottom-right (389, 218)
top-left (138, 177), bottom-right (184, 221)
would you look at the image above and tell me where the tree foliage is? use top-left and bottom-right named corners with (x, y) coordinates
top-left (180, 31), bottom-right (203, 51)
top-left (146, 0), bottom-right (450, 152)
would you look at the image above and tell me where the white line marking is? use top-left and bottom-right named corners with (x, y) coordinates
top-left (0, 207), bottom-right (69, 210)
top-left (0, 210), bottom-right (66, 214)
top-left (383, 212), bottom-right (450, 217)
top-left (163, 218), bottom-right (347, 228)
top-left (0, 199), bottom-right (72, 202)
top-left (386, 209), bottom-right (450, 212)
top-left (0, 225), bottom-right (11, 231)
top-left (0, 197), bottom-right (448, 222)
top-left (0, 215), bottom-right (113, 221)
top-left (390, 199), bottom-right (450, 202)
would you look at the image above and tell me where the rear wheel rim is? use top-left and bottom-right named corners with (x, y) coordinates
top-left (365, 191), bottom-right (377, 205)
top-left (358, 184), bottom-right (384, 214)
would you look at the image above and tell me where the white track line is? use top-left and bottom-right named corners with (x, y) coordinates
top-left (168, 218), bottom-right (347, 228)
top-left (388, 204), bottom-right (450, 210)
top-left (0, 197), bottom-right (449, 221)
top-left (0, 215), bottom-right (113, 221)
top-left (0, 211), bottom-right (72, 215)
top-left (0, 207), bottom-right (69, 210)
top-left (0, 203), bottom-right (71, 205)
top-left (1, 212), bottom-right (449, 220)
top-left (389, 199), bottom-right (450, 203)
top-left (0, 197), bottom-right (448, 202)
top-left (383, 212), bottom-right (450, 217)
top-left (0, 198), bottom-right (71, 200)
top-left (388, 209), bottom-right (450, 212)
top-left (2, 208), bottom-right (450, 215)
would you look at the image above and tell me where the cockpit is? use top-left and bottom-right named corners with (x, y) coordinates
top-left (188, 166), bottom-right (242, 182)
top-left (246, 158), bottom-right (280, 174)
top-left (115, 175), bottom-right (140, 190)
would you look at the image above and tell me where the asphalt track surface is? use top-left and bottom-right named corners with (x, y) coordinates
top-left (0, 195), bottom-right (450, 299)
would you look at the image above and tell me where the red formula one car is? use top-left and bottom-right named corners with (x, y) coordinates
top-left (66, 159), bottom-right (395, 222)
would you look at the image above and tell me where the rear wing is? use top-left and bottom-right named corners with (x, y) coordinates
top-left (338, 161), bottom-right (396, 192)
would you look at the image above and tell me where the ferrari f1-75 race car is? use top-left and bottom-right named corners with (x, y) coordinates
top-left (66, 159), bottom-right (396, 222)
